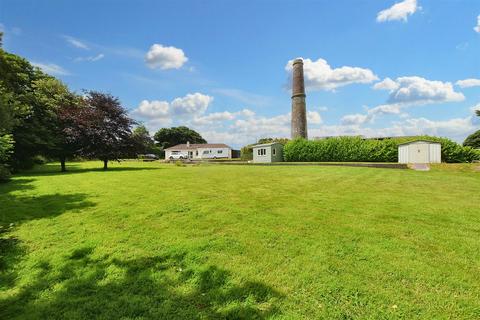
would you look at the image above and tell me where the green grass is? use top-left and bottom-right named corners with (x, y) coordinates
top-left (1, 161), bottom-right (479, 319)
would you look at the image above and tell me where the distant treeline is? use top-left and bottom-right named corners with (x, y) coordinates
top-left (283, 136), bottom-right (480, 163)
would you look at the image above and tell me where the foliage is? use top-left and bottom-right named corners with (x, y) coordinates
top-left (240, 145), bottom-right (253, 160)
top-left (1, 161), bottom-right (479, 318)
top-left (79, 91), bottom-right (136, 169)
top-left (154, 126), bottom-right (206, 149)
top-left (463, 130), bottom-right (480, 149)
top-left (284, 136), bottom-right (480, 163)
top-left (0, 134), bottom-right (14, 181)
top-left (0, 47), bottom-right (60, 169)
top-left (257, 137), bottom-right (289, 145)
top-left (131, 125), bottom-right (155, 155)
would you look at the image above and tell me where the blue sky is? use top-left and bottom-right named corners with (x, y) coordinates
top-left (1, 0), bottom-right (479, 147)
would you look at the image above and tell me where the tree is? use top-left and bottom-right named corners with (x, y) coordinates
top-left (463, 131), bottom-right (480, 149)
top-left (257, 137), bottom-right (289, 145)
top-left (0, 134), bottom-right (14, 181)
top-left (80, 91), bottom-right (136, 170)
top-left (0, 46), bottom-right (44, 169)
top-left (154, 126), bottom-right (206, 149)
top-left (131, 125), bottom-right (154, 155)
top-left (31, 76), bottom-right (82, 171)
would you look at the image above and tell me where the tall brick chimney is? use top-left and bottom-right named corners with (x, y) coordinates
top-left (291, 58), bottom-right (307, 139)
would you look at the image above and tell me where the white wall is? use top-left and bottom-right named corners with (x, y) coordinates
top-left (398, 142), bottom-right (441, 164)
top-left (398, 145), bottom-right (409, 164)
top-left (429, 143), bottom-right (441, 163)
top-left (196, 147), bottom-right (231, 159)
top-left (253, 146), bottom-right (272, 163)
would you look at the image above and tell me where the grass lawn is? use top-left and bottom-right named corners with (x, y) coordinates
top-left (1, 161), bottom-right (479, 319)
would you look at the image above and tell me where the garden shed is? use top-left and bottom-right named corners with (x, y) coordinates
top-left (398, 140), bottom-right (441, 164)
top-left (252, 142), bottom-right (284, 163)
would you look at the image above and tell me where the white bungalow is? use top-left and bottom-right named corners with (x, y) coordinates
top-left (165, 142), bottom-right (233, 160)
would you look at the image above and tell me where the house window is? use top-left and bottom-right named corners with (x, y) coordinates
top-left (273, 148), bottom-right (276, 156)
top-left (257, 148), bottom-right (266, 156)
top-left (203, 150), bottom-right (209, 155)
top-left (217, 150), bottom-right (223, 154)
top-left (257, 149), bottom-right (261, 156)
top-left (196, 150), bottom-right (198, 156)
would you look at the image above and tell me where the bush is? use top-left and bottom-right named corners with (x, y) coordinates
top-left (0, 164), bottom-right (11, 182)
top-left (283, 136), bottom-right (480, 163)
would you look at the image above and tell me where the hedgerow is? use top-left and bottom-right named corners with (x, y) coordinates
top-left (283, 136), bottom-right (480, 163)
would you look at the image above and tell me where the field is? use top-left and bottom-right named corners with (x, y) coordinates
top-left (1, 161), bottom-right (479, 319)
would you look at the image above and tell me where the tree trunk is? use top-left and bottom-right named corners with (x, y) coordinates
top-left (60, 157), bottom-right (66, 172)
top-left (103, 159), bottom-right (108, 170)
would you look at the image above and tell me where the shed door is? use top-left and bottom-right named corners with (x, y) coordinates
top-left (409, 144), bottom-right (429, 163)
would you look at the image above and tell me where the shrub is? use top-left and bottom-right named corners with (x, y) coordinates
top-left (284, 136), bottom-right (480, 163)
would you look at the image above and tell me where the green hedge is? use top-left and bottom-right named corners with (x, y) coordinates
top-left (283, 136), bottom-right (480, 163)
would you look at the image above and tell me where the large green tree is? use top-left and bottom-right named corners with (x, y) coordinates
top-left (153, 126), bottom-right (206, 149)
top-left (32, 77), bottom-right (82, 171)
top-left (0, 44), bottom-right (44, 169)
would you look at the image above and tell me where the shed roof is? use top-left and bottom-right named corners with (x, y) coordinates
top-left (397, 140), bottom-right (441, 146)
top-left (165, 143), bottom-right (232, 150)
top-left (252, 142), bottom-right (284, 148)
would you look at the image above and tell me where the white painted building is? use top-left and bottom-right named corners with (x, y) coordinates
top-left (165, 142), bottom-right (232, 160)
top-left (398, 140), bottom-right (441, 164)
top-left (252, 142), bottom-right (284, 163)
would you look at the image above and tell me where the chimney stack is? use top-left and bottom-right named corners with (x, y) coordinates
top-left (187, 141), bottom-right (190, 148)
top-left (291, 58), bottom-right (307, 139)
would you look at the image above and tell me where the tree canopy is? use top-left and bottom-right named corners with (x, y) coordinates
top-left (154, 126), bottom-right (206, 149)
top-left (0, 45), bottom-right (141, 177)
top-left (79, 91), bottom-right (137, 169)
top-left (463, 131), bottom-right (480, 149)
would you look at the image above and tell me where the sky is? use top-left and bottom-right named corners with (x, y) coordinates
top-left (1, 0), bottom-right (479, 147)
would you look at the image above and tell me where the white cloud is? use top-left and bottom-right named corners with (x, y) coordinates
top-left (31, 62), bottom-right (70, 76)
top-left (373, 77), bottom-right (399, 91)
top-left (63, 35), bottom-right (89, 50)
top-left (343, 76), bottom-right (465, 125)
top-left (74, 53), bottom-right (105, 62)
top-left (307, 111), bottom-right (322, 124)
top-left (145, 44), bottom-right (188, 70)
top-left (171, 93), bottom-right (213, 116)
top-left (341, 113), bottom-right (370, 125)
top-left (375, 76), bottom-right (464, 105)
top-left (456, 78), bottom-right (480, 88)
top-left (134, 100), bottom-right (170, 118)
top-left (474, 15), bottom-right (480, 33)
top-left (286, 58), bottom-right (378, 91)
top-left (132, 93), bottom-right (213, 123)
top-left (376, 0), bottom-right (419, 23)
top-left (314, 115), bottom-right (477, 143)
top-left (192, 111), bottom-right (236, 125)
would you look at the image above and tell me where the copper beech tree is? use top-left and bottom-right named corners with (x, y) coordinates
top-left (77, 91), bottom-right (136, 170)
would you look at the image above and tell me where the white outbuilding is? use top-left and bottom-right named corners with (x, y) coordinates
top-left (398, 140), bottom-right (441, 164)
top-left (252, 142), bottom-right (284, 163)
